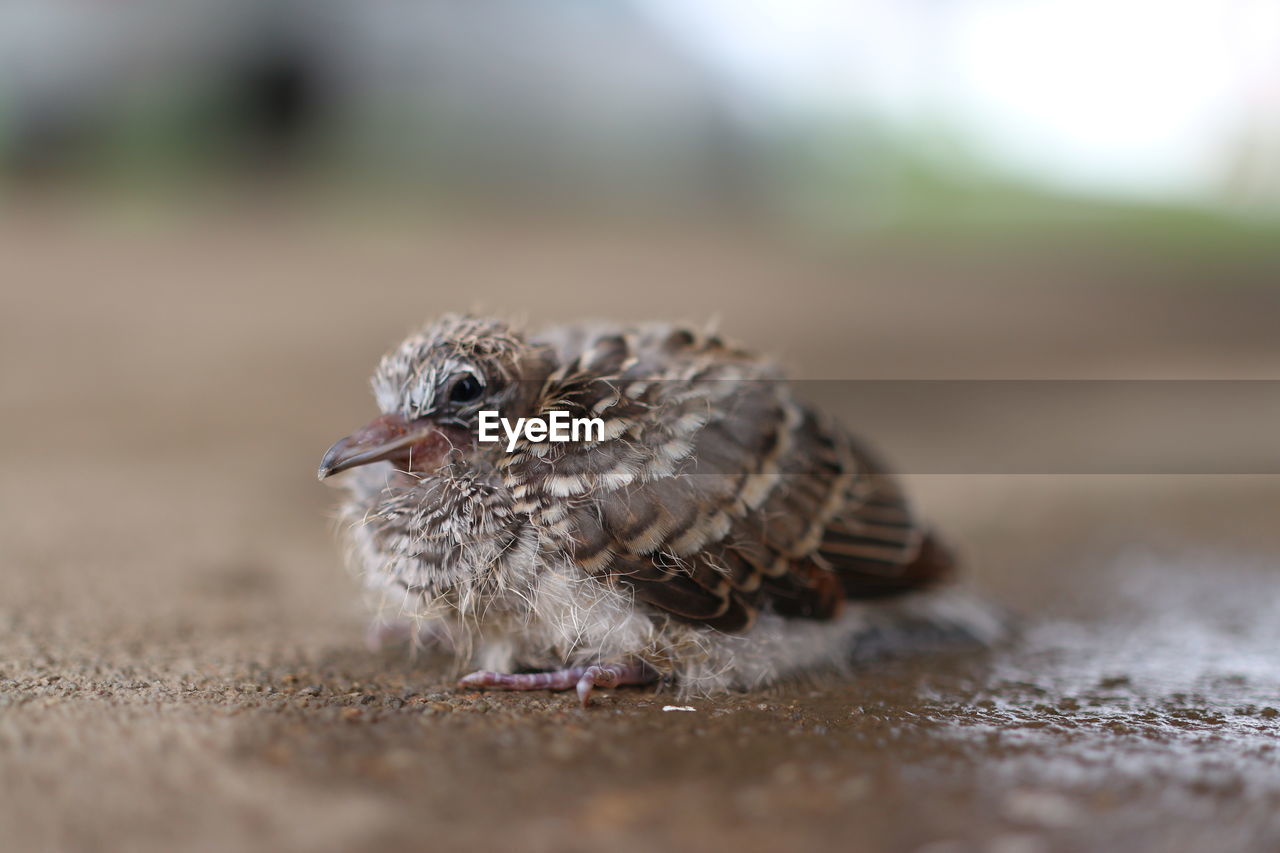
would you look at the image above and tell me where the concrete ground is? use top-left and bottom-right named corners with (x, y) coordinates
top-left (2, 204), bottom-right (1279, 853)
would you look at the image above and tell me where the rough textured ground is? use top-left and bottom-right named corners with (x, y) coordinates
top-left (3, 204), bottom-right (1279, 853)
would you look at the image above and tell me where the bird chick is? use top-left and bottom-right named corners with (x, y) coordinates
top-left (319, 315), bottom-right (1001, 705)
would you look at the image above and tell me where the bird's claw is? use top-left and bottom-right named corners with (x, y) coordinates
top-left (456, 661), bottom-right (656, 707)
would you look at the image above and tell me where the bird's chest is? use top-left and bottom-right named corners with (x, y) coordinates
top-left (343, 467), bottom-right (527, 599)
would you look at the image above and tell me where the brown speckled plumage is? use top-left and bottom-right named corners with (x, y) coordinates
top-left (320, 315), bottom-right (1001, 703)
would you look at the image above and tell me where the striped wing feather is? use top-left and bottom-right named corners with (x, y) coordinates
top-left (506, 326), bottom-right (953, 633)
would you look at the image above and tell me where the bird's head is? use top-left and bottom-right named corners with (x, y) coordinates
top-left (318, 315), bottom-right (548, 480)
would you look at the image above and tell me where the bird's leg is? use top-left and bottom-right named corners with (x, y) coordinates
top-left (457, 660), bottom-right (657, 707)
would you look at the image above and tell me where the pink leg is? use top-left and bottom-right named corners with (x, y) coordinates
top-left (457, 661), bottom-right (656, 707)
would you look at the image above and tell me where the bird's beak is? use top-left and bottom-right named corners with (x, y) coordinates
top-left (317, 413), bottom-right (445, 480)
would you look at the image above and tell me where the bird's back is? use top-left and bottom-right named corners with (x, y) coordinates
top-left (501, 322), bottom-right (954, 633)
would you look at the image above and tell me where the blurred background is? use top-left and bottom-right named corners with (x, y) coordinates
top-left (3, 3), bottom-right (1280, 853)
top-left (4, 0), bottom-right (1280, 222)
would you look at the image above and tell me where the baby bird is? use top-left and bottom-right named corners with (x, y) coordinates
top-left (319, 315), bottom-right (1000, 705)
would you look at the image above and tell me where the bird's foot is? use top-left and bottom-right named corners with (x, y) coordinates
top-left (457, 661), bottom-right (656, 707)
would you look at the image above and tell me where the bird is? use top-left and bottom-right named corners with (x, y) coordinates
top-left (318, 315), bottom-right (1002, 705)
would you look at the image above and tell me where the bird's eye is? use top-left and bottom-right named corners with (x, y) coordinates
top-left (448, 374), bottom-right (484, 404)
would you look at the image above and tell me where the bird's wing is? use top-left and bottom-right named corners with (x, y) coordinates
top-left (504, 326), bottom-right (953, 633)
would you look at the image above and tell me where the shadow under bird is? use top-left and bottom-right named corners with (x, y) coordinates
top-left (319, 315), bottom-right (1001, 705)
